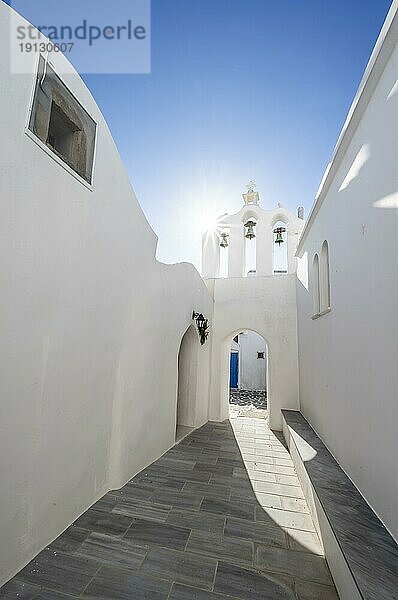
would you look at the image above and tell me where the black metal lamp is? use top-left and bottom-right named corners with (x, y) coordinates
top-left (192, 311), bottom-right (210, 345)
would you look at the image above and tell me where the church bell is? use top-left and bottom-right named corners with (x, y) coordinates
top-left (219, 232), bottom-right (229, 248)
top-left (274, 226), bottom-right (286, 245)
top-left (244, 220), bottom-right (256, 239)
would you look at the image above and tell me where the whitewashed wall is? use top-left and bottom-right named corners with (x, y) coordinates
top-left (239, 331), bottom-right (266, 390)
top-left (206, 275), bottom-right (300, 430)
top-left (296, 3), bottom-right (398, 542)
top-left (0, 4), bottom-right (213, 586)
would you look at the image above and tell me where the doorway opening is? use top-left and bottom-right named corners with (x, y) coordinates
top-left (228, 330), bottom-right (268, 419)
top-left (175, 325), bottom-right (199, 442)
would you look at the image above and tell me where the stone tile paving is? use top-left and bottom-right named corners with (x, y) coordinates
top-left (0, 417), bottom-right (339, 599)
top-left (230, 389), bottom-right (267, 410)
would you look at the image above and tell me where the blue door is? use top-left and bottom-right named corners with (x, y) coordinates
top-left (230, 352), bottom-right (239, 388)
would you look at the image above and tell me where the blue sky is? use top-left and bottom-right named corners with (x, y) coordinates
top-left (9, 0), bottom-right (393, 268)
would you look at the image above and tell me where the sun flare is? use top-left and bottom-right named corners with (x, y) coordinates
top-left (200, 213), bottom-right (221, 235)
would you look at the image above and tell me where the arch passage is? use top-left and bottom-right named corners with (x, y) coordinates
top-left (225, 329), bottom-right (269, 418)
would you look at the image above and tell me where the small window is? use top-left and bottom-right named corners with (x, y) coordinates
top-left (28, 56), bottom-right (96, 184)
top-left (312, 254), bottom-right (320, 315)
top-left (257, 352), bottom-right (264, 359)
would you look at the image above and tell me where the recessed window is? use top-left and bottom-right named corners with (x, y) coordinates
top-left (320, 240), bottom-right (331, 311)
top-left (257, 352), bottom-right (264, 359)
top-left (28, 56), bottom-right (96, 184)
top-left (312, 244), bottom-right (331, 319)
top-left (312, 253), bottom-right (320, 315)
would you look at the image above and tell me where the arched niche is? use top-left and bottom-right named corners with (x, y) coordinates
top-left (175, 325), bottom-right (199, 441)
top-left (243, 217), bottom-right (257, 276)
top-left (312, 253), bottom-right (320, 315)
top-left (320, 240), bottom-right (331, 311)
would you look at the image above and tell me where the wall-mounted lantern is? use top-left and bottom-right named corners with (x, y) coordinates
top-left (273, 226), bottom-right (286, 245)
top-left (244, 220), bottom-right (256, 239)
top-left (192, 311), bottom-right (210, 345)
top-left (219, 232), bottom-right (229, 248)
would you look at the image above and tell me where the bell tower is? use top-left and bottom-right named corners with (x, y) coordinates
top-left (201, 182), bottom-right (305, 278)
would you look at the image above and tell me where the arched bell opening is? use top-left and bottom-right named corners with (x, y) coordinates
top-left (244, 218), bottom-right (257, 276)
top-left (218, 228), bottom-right (230, 278)
top-left (272, 220), bottom-right (288, 274)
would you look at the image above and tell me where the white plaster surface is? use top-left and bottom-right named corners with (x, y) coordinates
top-left (0, 3), bottom-right (213, 586)
top-left (296, 3), bottom-right (398, 541)
top-left (238, 331), bottom-right (267, 390)
top-left (203, 196), bottom-right (303, 431)
top-left (206, 275), bottom-right (300, 430)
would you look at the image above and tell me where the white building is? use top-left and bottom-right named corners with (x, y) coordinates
top-left (1, 0), bottom-right (398, 596)
top-left (295, 0), bottom-right (398, 546)
top-left (230, 331), bottom-right (267, 391)
top-left (202, 184), bottom-right (305, 429)
top-left (0, 2), bottom-right (214, 585)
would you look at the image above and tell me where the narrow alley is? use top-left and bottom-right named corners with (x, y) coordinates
top-left (1, 415), bottom-right (338, 599)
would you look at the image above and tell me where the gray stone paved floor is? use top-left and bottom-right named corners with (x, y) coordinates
top-left (0, 417), bottom-right (339, 599)
top-left (230, 389), bottom-right (267, 411)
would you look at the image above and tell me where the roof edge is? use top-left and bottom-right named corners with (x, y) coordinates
top-left (296, 0), bottom-right (398, 256)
